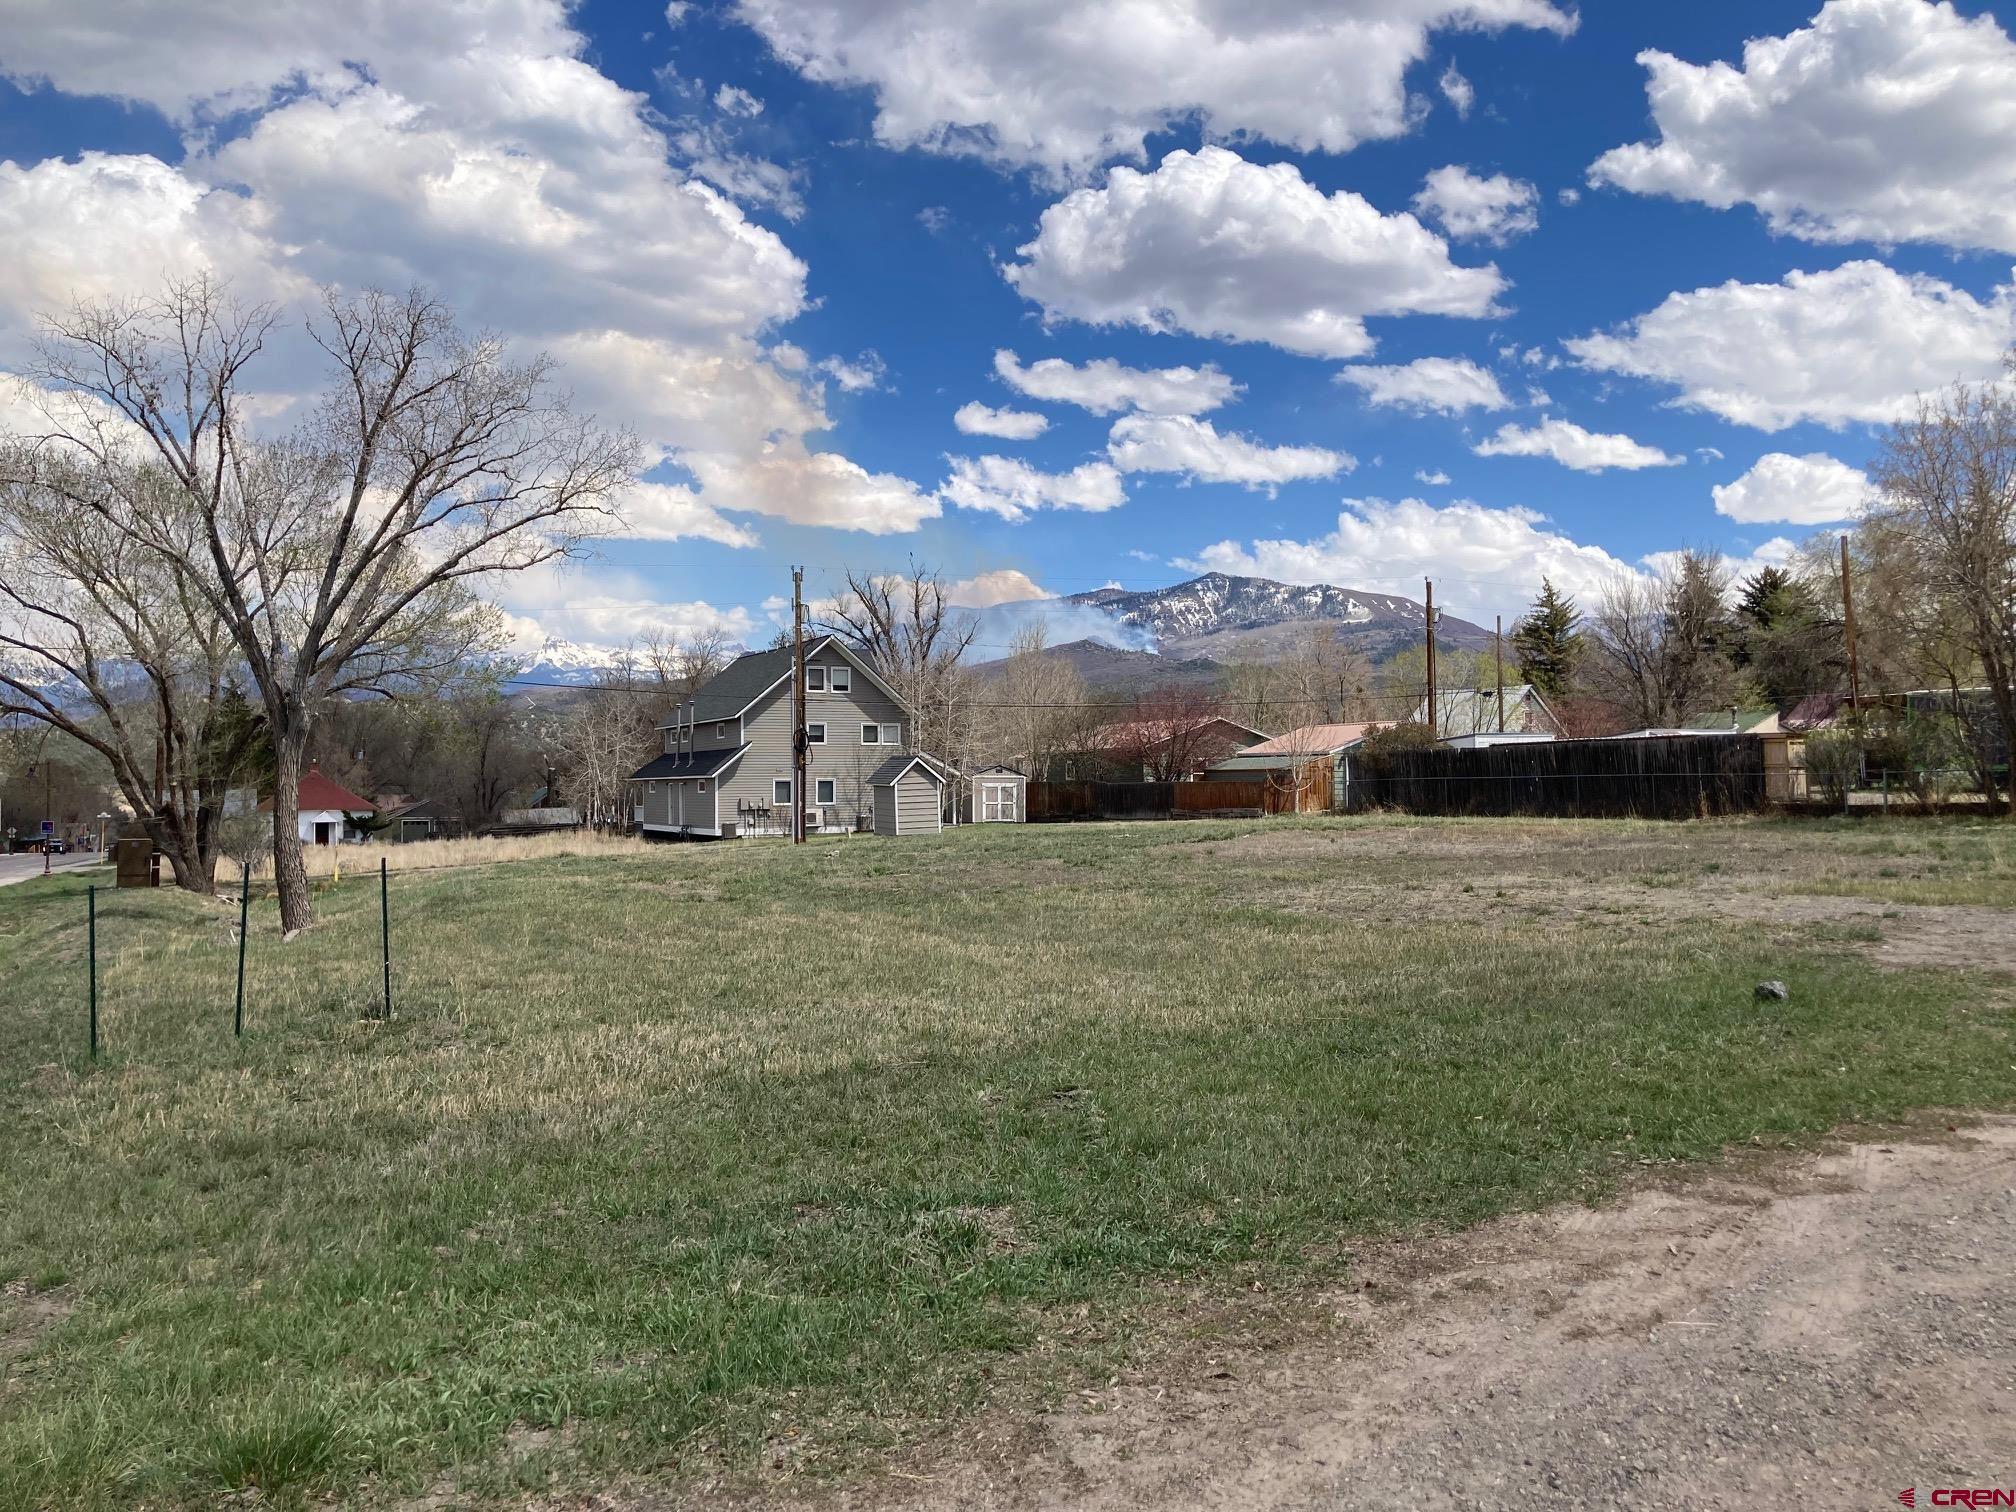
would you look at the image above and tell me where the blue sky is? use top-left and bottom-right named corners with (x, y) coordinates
top-left (4, 0), bottom-right (2015, 658)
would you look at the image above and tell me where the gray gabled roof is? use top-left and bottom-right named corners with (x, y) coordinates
top-left (658, 634), bottom-right (909, 729)
top-left (869, 753), bottom-right (947, 787)
top-left (676, 644), bottom-right (799, 725)
top-left (629, 745), bottom-right (749, 782)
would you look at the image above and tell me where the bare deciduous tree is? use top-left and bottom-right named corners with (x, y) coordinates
top-left (1868, 375), bottom-right (2016, 806)
top-left (13, 279), bottom-right (638, 933)
top-left (1584, 551), bottom-right (1737, 729)
top-left (816, 560), bottom-right (977, 760)
top-left (552, 631), bottom-right (742, 830)
top-left (0, 416), bottom-right (266, 891)
top-left (1110, 684), bottom-right (1236, 781)
top-left (980, 621), bottom-right (1088, 777)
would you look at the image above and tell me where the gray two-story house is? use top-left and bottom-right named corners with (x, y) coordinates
top-left (628, 635), bottom-right (915, 838)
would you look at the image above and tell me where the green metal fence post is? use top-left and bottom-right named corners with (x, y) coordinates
top-left (88, 884), bottom-right (98, 1061)
top-left (235, 862), bottom-right (250, 1037)
top-left (379, 857), bottom-right (392, 1019)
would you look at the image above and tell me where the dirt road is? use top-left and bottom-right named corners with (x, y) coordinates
top-left (718, 1121), bottom-right (2016, 1512)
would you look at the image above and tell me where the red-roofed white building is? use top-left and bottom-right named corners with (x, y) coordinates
top-left (259, 764), bottom-right (376, 846)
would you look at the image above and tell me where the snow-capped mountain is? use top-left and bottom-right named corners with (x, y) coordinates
top-left (503, 637), bottom-right (625, 688)
top-left (1067, 573), bottom-right (1493, 661)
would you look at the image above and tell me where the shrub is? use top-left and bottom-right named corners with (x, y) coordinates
top-left (1805, 728), bottom-right (1862, 806)
top-left (1355, 720), bottom-right (1441, 772)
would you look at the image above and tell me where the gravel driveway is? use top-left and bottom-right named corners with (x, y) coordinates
top-left (705, 1121), bottom-right (2016, 1512)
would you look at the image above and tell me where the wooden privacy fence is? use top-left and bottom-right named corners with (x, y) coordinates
top-left (1027, 772), bottom-right (1321, 822)
top-left (1340, 735), bottom-right (1769, 819)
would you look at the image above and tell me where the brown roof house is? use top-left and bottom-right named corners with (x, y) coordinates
top-left (1055, 715), bottom-right (1268, 782)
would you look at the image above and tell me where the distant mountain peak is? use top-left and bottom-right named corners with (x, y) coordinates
top-left (1063, 573), bottom-right (1488, 661)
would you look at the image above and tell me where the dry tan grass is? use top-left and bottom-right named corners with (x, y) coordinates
top-left (241, 829), bottom-right (650, 881)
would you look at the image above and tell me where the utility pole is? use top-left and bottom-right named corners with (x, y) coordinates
top-left (1424, 578), bottom-right (1438, 739)
top-left (1495, 614), bottom-right (1506, 734)
top-left (791, 566), bottom-right (808, 845)
top-left (1839, 535), bottom-right (1863, 722)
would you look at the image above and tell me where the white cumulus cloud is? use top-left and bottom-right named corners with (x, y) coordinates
top-left (945, 569), bottom-right (1051, 607)
top-left (1473, 417), bottom-right (1683, 472)
top-left (1711, 453), bottom-right (1880, 525)
top-left (1181, 496), bottom-right (1640, 625)
top-left (496, 561), bottom-right (757, 659)
top-left (939, 456), bottom-right (1128, 522)
top-left (1107, 413), bottom-right (1354, 492)
top-left (1590, 0), bottom-right (2016, 255)
top-left (0, 0), bottom-right (941, 548)
top-left (1004, 146), bottom-right (1506, 360)
top-left (954, 401), bottom-right (1050, 440)
top-left (1412, 165), bottom-right (1540, 244)
top-left (993, 349), bottom-right (1239, 416)
top-left (1566, 260), bottom-right (2016, 431)
top-left (1334, 356), bottom-right (1512, 415)
top-left (732, 0), bottom-right (1576, 180)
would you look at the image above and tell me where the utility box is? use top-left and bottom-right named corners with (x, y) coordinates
top-left (114, 838), bottom-right (160, 888)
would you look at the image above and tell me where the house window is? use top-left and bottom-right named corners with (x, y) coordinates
top-left (697, 780), bottom-right (707, 794)
top-left (830, 665), bottom-right (850, 692)
top-left (861, 723), bottom-right (880, 745)
top-left (815, 778), bottom-right (836, 805)
top-left (806, 666), bottom-right (826, 691)
top-left (773, 778), bottom-right (793, 805)
top-left (715, 723), bottom-right (726, 739)
top-left (807, 722), bottom-right (826, 745)
top-left (883, 722), bottom-right (900, 746)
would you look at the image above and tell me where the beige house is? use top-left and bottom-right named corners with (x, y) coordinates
top-left (630, 635), bottom-right (925, 838)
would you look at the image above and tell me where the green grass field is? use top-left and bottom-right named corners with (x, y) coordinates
top-left (2, 816), bottom-right (2012, 1508)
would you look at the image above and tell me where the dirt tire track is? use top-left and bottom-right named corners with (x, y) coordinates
top-left (666, 1122), bottom-right (2016, 1512)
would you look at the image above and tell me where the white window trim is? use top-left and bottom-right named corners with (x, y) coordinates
top-left (860, 723), bottom-right (880, 745)
top-left (772, 778), bottom-right (793, 805)
top-left (807, 722), bottom-right (826, 745)
top-left (714, 723), bottom-right (726, 739)
top-left (805, 666), bottom-right (826, 691)
top-left (697, 779), bottom-right (708, 794)
top-left (829, 665), bottom-right (851, 692)
top-left (883, 722), bottom-right (900, 746)
top-left (815, 778), bottom-right (836, 805)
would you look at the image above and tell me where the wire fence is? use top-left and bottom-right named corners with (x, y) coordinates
top-left (69, 857), bottom-right (402, 1064)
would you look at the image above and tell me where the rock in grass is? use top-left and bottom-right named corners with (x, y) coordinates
top-left (1755, 980), bottom-right (1790, 1002)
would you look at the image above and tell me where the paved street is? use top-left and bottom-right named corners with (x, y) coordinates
top-left (0, 852), bottom-right (105, 888)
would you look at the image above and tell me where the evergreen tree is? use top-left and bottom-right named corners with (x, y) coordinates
top-left (1733, 566), bottom-right (1835, 709)
top-left (1510, 578), bottom-right (1582, 698)
top-left (1736, 566), bottom-right (1801, 631)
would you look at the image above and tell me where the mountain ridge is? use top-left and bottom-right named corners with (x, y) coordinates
top-left (1066, 572), bottom-right (1494, 661)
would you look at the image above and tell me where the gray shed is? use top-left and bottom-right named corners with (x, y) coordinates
top-left (970, 764), bottom-right (1027, 823)
top-left (870, 754), bottom-right (945, 837)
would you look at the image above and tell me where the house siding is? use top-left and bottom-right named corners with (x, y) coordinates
top-left (661, 713), bottom-right (744, 755)
top-left (895, 773), bottom-right (941, 833)
top-left (641, 783), bottom-right (671, 826)
top-left (717, 669), bottom-right (907, 829)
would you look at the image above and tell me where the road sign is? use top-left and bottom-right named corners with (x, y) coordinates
top-left (40, 820), bottom-right (54, 836)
